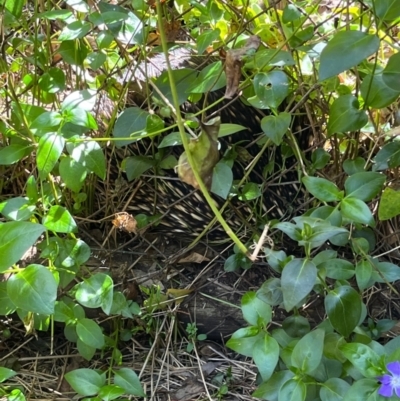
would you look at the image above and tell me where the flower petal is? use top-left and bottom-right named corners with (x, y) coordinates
top-left (380, 375), bottom-right (392, 385)
top-left (387, 361), bottom-right (400, 376)
top-left (395, 385), bottom-right (400, 398)
top-left (378, 383), bottom-right (393, 398)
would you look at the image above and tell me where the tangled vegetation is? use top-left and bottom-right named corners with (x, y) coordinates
top-left (1, 0), bottom-right (400, 400)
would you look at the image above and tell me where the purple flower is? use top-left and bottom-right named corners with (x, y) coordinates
top-left (378, 361), bottom-right (400, 398)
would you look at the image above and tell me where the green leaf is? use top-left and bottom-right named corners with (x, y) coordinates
top-left (257, 278), bottom-right (283, 306)
top-left (0, 143), bottom-right (33, 165)
top-left (30, 111), bottom-right (63, 136)
top-left (253, 370), bottom-right (294, 401)
top-left (281, 258), bottom-right (317, 311)
top-left (327, 95), bottom-right (368, 135)
top-left (62, 89), bottom-right (97, 112)
top-left (382, 52), bottom-right (400, 91)
top-left (7, 264), bottom-right (57, 315)
top-left (340, 197), bottom-right (375, 226)
top-left (279, 378), bottom-right (306, 401)
top-left (37, 132), bottom-right (65, 179)
top-left (355, 260), bottom-right (372, 291)
top-left (320, 259), bottom-right (355, 280)
top-left (302, 176), bottom-right (343, 202)
top-left (57, 40), bottom-right (89, 66)
top-left (65, 108), bottom-right (97, 130)
top-left (98, 384), bottom-right (125, 401)
top-left (261, 112), bottom-right (291, 146)
top-left (319, 377), bottom-right (351, 401)
top-left (344, 172), bottom-right (385, 201)
top-left (0, 367), bottom-right (17, 382)
top-left (378, 187), bottom-right (400, 220)
top-left (38, 67), bottom-right (66, 93)
top-left (124, 156), bottom-right (155, 181)
top-left (65, 368), bottom-right (105, 396)
top-left (0, 221), bottom-right (45, 273)
top-left (0, 282), bottom-right (16, 315)
top-left (325, 286), bottom-right (362, 337)
top-left (239, 182), bottom-right (261, 201)
top-left (189, 61), bottom-right (226, 93)
top-left (319, 31), bottom-right (379, 81)
top-left (59, 156), bottom-right (87, 192)
top-left (292, 329), bottom-right (324, 374)
top-left (114, 368), bottom-right (145, 397)
top-left (70, 141), bottom-right (106, 179)
top-left (253, 333), bottom-right (279, 381)
top-left (76, 318), bottom-right (105, 349)
top-left (86, 51), bottom-right (107, 70)
top-left (342, 378), bottom-right (379, 401)
top-left (282, 315), bottom-right (310, 338)
top-left (339, 343), bottom-right (382, 377)
top-left (59, 21), bottom-right (92, 41)
top-left (42, 205), bottom-right (78, 233)
top-left (218, 123), bottom-right (247, 137)
top-left (371, 260), bottom-right (400, 283)
top-left (211, 162), bottom-right (233, 200)
top-left (77, 337), bottom-right (96, 361)
top-left (0, 197), bottom-right (35, 221)
top-left (75, 273), bottom-right (114, 314)
top-left (241, 291), bottom-right (272, 327)
top-left (343, 157), bottom-right (366, 175)
top-left (371, 0), bottom-right (400, 20)
top-left (5, 0), bottom-right (23, 18)
top-left (249, 71), bottom-right (289, 109)
top-left (196, 29), bottom-right (221, 54)
top-left (361, 73), bottom-right (400, 108)
top-left (226, 327), bottom-right (262, 357)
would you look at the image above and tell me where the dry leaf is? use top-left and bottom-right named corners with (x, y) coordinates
top-left (167, 288), bottom-right (193, 305)
top-left (178, 252), bottom-right (210, 264)
top-left (178, 117), bottom-right (220, 189)
top-left (224, 35), bottom-right (261, 98)
top-left (170, 378), bottom-right (204, 401)
top-left (112, 212), bottom-right (137, 233)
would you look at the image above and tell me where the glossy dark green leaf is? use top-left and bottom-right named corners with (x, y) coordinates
top-left (325, 286), bottom-right (362, 337)
top-left (292, 329), bottom-right (324, 374)
top-left (370, 0), bottom-right (400, 20)
top-left (0, 143), bottom-right (33, 165)
top-left (0, 366), bottom-right (16, 383)
top-left (59, 21), bottom-right (92, 40)
top-left (211, 162), bottom-right (233, 199)
top-left (360, 73), bottom-right (400, 108)
top-left (86, 51), bottom-right (106, 70)
top-left (76, 318), bottom-right (105, 349)
top-left (189, 61), bottom-right (226, 93)
top-left (77, 338), bottom-right (96, 361)
top-left (281, 258), bottom-right (317, 311)
top-left (7, 264), bottom-right (57, 314)
top-left (282, 315), bottom-right (310, 338)
top-left (57, 40), bottom-right (89, 66)
top-left (327, 95), bottom-right (368, 135)
top-left (257, 278), bottom-right (283, 306)
top-left (311, 148), bottom-right (330, 170)
top-left (65, 368), bottom-right (105, 396)
top-left (279, 378), bottom-right (306, 401)
top-left (253, 333), bottom-right (279, 381)
top-left (0, 197), bottom-right (35, 221)
top-left (226, 327), bottom-right (262, 357)
top-left (37, 132), bottom-right (65, 179)
top-left (0, 282), bottom-right (16, 315)
top-left (59, 156), bottom-right (87, 192)
top-left (124, 156), bottom-right (155, 181)
top-left (239, 182), bottom-right (261, 201)
top-left (342, 378), bottom-right (379, 401)
top-left (373, 141), bottom-right (400, 170)
top-left (241, 291), bottom-right (272, 326)
top-left (320, 377), bottom-right (350, 401)
top-left (218, 123), bottom-right (247, 137)
top-left (5, 0), bottom-right (23, 18)
top-left (273, 222), bottom-right (302, 242)
top-left (42, 205), bottom-right (78, 233)
top-left (302, 176), bottom-right (343, 202)
top-left (319, 31), bottom-right (379, 81)
top-left (38, 67), bottom-right (66, 93)
top-left (250, 71), bottom-right (289, 109)
top-left (0, 221), bottom-right (45, 273)
top-left (253, 370), bottom-right (294, 401)
top-left (70, 141), bottom-right (106, 179)
top-left (382, 52), bottom-right (400, 91)
top-left (320, 259), bottom-right (355, 280)
top-left (339, 343), bottom-right (382, 377)
top-left (114, 368), bottom-right (145, 397)
top-left (261, 112), bottom-right (291, 146)
top-left (98, 384), bottom-right (125, 401)
top-left (344, 172), bottom-right (385, 201)
top-left (355, 260), bottom-right (372, 291)
top-left (75, 273), bottom-right (114, 314)
top-left (378, 187), bottom-right (400, 220)
top-left (371, 260), bottom-right (400, 283)
top-left (343, 157), bottom-right (366, 175)
top-left (341, 197), bottom-right (374, 226)
top-left (196, 29), bottom-right (221, 54)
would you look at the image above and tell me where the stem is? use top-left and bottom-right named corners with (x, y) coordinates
top-left (155, 2), bottom-right (249, 256)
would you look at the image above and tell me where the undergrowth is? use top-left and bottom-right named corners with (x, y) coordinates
top-left (1, 0), bottom-right (400, 400)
